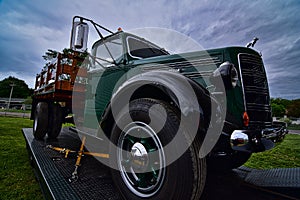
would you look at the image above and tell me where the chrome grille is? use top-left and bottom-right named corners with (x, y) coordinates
top-left (238, 53), bottom-right (272, 128)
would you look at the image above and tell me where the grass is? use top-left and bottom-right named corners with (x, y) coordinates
top-left (244, 134), bottom-right (300, 169)
top-left (0, 116), bottom-right (43, 200)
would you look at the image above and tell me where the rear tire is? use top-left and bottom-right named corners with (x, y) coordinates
top-left (47, 103), bottom-right (63, 139)
top-left (109, 98), bottom-right (206, 200)
top-left (33, 102), bottom-right (48, 140)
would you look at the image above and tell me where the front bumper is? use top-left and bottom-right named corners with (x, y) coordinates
top-left (230, 122), bottom-right (288, 153)
top-left (262, 121), bottom-right (288, 142)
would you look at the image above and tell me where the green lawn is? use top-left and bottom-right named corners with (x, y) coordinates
top-left (244, 134), bottom-right (300, 169)
top-left (0, 116), bottom-right (43, 200)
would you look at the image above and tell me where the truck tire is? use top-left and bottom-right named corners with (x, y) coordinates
top-left (109, 98), bottom-right (206, 200)
top-left (47, 103), bottom-right (63, 139)
top-left (33, 102), bottom-right (48, 140)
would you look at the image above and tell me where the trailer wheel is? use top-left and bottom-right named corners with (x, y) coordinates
top-left (33, 102), bottom-right (48, 140)
top-left (47, 103), bottom-right (63, 139)
top-left (109, 98), bottom-right (206, 200)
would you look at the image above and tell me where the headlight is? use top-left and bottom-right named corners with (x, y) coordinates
top-left (230, 64), bottom-right (238, 87)
top-left (210, 61), bottom-right (238, 89)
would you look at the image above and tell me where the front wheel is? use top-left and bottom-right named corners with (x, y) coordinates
top-left (109, 98), bottom-right (206, 200)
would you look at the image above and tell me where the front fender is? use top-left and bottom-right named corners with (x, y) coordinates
top-left (101, 71), bottom-right (225, 157)
top-left (112, 70), bottom-right (203, 116)
top-left (101, 71), bottom-right (223, 148)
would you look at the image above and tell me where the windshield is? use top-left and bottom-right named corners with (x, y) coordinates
top-left (127, 36), bottom-right (169, 59)
top-left (91, 35), bottom-right (123, 68)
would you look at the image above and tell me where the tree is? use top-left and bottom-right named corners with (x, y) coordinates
top-left (0, 76), bottom-right (32, 98)
top-left (287, 99), bottom-right (300, 118)
top-left (271, 103), bottom-right (286, 117)
top-left (24, 96), bottom-right (33, 104)
top-left (270, 98), bottom-right (300, 118)
top-left (271, 98), bottom-right (292, 108)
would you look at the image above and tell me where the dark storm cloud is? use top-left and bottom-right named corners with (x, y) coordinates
top-left (0, 0), bottom-right (299, 99)
top-left (170, 0), bottom-right (300, 99)
top-left (265, 36), bottom-right (300, 99)
top-left (0, 0), bottom-right (73, 86)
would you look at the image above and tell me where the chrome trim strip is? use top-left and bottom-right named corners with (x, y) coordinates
top-left (237, 53), bottom-right (247, 112)
top-left (140, 56), bottom-right (221, 73)
top-left (183, 71), bottom-right (214, 78)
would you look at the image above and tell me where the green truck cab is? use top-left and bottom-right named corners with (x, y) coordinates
top-left (32, 16), bottom-right (287, 199)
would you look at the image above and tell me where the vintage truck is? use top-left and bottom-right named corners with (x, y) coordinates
top-left (31, 16), bottom-right (287, 199)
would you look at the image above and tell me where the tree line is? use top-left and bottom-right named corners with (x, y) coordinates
top-left (271, 98), bottom-right (300, 118)
top-left (0, 76), bottom-right (33, 99)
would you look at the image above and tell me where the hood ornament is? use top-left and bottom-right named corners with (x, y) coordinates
top-left (246, 37), bottom-right (259, 48)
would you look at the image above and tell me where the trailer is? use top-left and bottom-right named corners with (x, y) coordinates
top-left (31, 50), bottom-right (87, 139)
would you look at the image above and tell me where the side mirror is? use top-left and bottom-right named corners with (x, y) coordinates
top-left (210, 61), bottom-right (238, 89)
top-left (70, 20), bottom-right (89, 52)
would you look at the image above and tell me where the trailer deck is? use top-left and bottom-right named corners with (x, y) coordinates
top-left (23, 128), bottom-right (300, 200)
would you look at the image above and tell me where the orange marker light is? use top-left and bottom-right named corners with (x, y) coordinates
top-left (243, 112), bottom-right (250, 127)
top-left (118, 27), bottom-right (123, 32)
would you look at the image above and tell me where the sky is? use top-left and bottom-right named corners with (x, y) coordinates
top-left (0, 0), bottom-right (299, 99)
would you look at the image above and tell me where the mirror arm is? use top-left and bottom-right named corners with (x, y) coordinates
top-left (73, 16), bottom-right (113, 34)
top-left (92, 24), bottom-right (116, 65)
top-left (70, 16), bottom-right (117, 64)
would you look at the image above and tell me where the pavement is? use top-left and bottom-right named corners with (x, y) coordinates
top-left (0, 111), bottom-right (30, 118)
top-left (289, 130), bottom-right (300, 134)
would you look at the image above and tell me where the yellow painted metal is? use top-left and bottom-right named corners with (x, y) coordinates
top-left (75, 136), bottom-right (86, 166)
top-left (47, 136), bottom-right (109, 159)
top-left (83, 152), bottom-right (109, 158)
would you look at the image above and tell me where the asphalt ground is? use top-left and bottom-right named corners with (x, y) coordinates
top-left (289, 130), bottom-right (300, 134)
top-left (0, 111), bottom-right (30, 118)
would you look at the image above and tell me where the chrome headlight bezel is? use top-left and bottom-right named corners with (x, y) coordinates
top-left (210, 61), bottom-right (239, 89)
top-left (230, 64), bottom-right (238, 88)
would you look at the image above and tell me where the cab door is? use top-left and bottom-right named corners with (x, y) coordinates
top-left (84, 34), bottom-right (127, 129)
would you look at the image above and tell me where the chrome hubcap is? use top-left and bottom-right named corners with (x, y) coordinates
top-left (130, 142), bottom-right (149, 172)
top-left (117, 122), bottom-right (166, 198)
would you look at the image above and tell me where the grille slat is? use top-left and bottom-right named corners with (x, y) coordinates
top-left (238, 53), bottom-right (272, 128)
